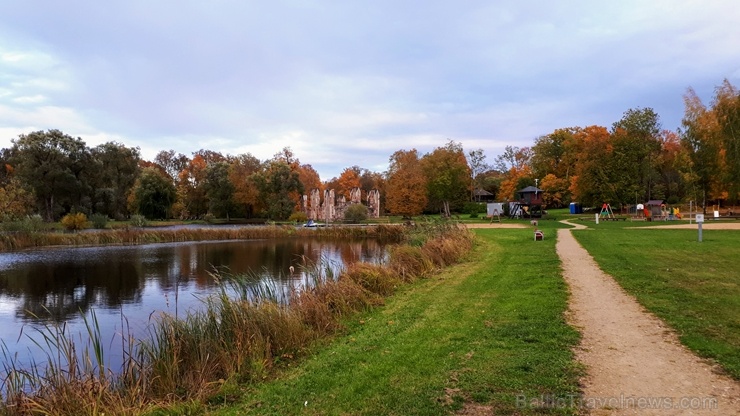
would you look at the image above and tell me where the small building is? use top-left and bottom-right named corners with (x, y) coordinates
top-left (510, 186), bottom-right (545, 218)
top-left (517, 186), bottom-right (544, 205)
top-left (473, 188), bottom-right (495, 202)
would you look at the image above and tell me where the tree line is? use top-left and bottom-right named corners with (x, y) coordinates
top-left (0, 132), bottom-right (477, 222)
top-left (2, 79), bottom-right (739, 222)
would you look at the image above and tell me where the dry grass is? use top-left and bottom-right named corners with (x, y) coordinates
top-left (0, 224), bottom-right (406, 252)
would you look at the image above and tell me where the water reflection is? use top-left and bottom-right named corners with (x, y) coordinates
top-left (0, 237), bottom-right (386, 370)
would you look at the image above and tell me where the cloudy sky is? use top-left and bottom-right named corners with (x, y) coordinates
top-left (1, 1), bottom-right (739, 179)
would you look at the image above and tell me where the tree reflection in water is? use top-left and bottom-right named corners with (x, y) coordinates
top-left (0, 237), bottom-right (386, 370)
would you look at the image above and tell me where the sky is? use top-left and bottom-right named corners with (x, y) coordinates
top-left (1, 1), bottom-right (739, 180)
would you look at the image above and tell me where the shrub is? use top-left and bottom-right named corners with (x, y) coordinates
top-left (203, 213), bottom-right (216, 223)
top-left (463, 202), bottom-right (486, 215)
top-left (60, 212), bottom-right (88, 231)
top-left (23, 214), bottom-right (45, 232)
top-left (344, 204), bottom-right (368, 224)
top-left (0, 214), bottom-right (45, 233)
top-left (130, 214), bottom-right (148, 227)
top-left (90, 213), bottom-right (109, 229)
top-left (288, 211), bottom-right (308, 223)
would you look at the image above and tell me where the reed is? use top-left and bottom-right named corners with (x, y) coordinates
top-left (0, 220), bottom-right (471, 415)
top-left (0, 224), bottom-right (405, 252)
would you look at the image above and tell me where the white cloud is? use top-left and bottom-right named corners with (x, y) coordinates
top-left (1, 1), bottom-right (739, 179)
top-left (13, 94), bottom-right (46, 104)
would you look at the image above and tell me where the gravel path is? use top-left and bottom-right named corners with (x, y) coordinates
top-left (557, 221), bottom-right (740, 415)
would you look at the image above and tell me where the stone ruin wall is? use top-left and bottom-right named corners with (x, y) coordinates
top-left (303, 187), bottom-right (381, 221)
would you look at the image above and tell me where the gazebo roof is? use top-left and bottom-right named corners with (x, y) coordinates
top-left (646, 200), bottom-right (664, 206)
top-left (474, 188), bottom-right (494, 196)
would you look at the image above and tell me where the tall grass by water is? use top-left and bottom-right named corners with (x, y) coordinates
top-left (0, 224), bottom-right (406, 252)
top-left (0, 221), bottom-right (472, 415)
top-left (210, 224), bottom-right (581, 415)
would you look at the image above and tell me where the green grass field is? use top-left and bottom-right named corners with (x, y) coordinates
top-left (204, 226), bottom-right (581, 415)
top-left (145, 218), bottom-right (739, 415)
top-left (572, 224), bottom-right (740, 380)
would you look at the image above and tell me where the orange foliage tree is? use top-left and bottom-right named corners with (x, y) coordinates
top-left (336, 166), bottom-right (362, 199)
top-left (385, 149), bottom-right (427, 217)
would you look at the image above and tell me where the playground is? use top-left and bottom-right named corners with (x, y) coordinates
top-left (462, 219), bottom-right (740, 415)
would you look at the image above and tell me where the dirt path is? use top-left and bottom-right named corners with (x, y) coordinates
top-left (556, 221), bottom-right (740, 415)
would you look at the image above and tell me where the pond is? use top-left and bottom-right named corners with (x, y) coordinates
top-left (0, 237), bottom-right (386, 372)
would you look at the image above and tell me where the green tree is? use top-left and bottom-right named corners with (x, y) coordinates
top-left (90, 142), bottom-right (140, 219)
top-left (9, 130), bottom-right (91, 220)
top-left (611, 107), bottom-right (662, 202)
top-left (531, 128), bottom-right (578, 181)
top-left (713, 79), bottom-right (740, 202)
top-left (130, 167), bottom-right (176, 219)
top-left (253, 161), bottom-right (304, 220)
top-left (421, 140), bottom-right (471, 216)
top-left (681, 87), bottom-right (724, 209)
top-left (205, 161), bottom-right (237, 219)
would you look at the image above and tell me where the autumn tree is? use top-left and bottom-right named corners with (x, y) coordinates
top-left (336, 166), bottom-right (362, 199)
top-left (229, 153), bottom-right (263, 218)
top-left (0, 176), bottom-right (35, 221)
top-left (568, 126), bottom-right (616, 206)
top-left (192, 149), bottom-right (225, 165)
top-left (655, 130), bottom-right (690, 204)
top-left (493, 145), bottom-right (532, 172)
top-left (297, 163), bottom-right (322, 194)
top-left (498, 164), bottom-right (533, 201)
top-left (421, 141), bottom-right (470, 216)
top-left (539, 173), bottom-right (568, 208)
top-left (385, 149), bottom-right (427, 217)
top-left (154, 150), bottom-right (189, 183)
top-left (495, 145), bottom-right (534, 201)
top-left (177, 154), bottom-right (209, 218)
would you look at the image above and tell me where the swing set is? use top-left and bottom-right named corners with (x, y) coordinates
top-left (599, 203), bottom-right (627, 221)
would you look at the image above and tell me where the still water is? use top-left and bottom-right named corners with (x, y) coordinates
top-left (0, 237), bottom-right (386, 371)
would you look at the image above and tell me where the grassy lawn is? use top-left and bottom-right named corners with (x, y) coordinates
top-left (572, 224), bottom-right (740, 380)
top-left (206, 226), bottom-right (581, 415)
